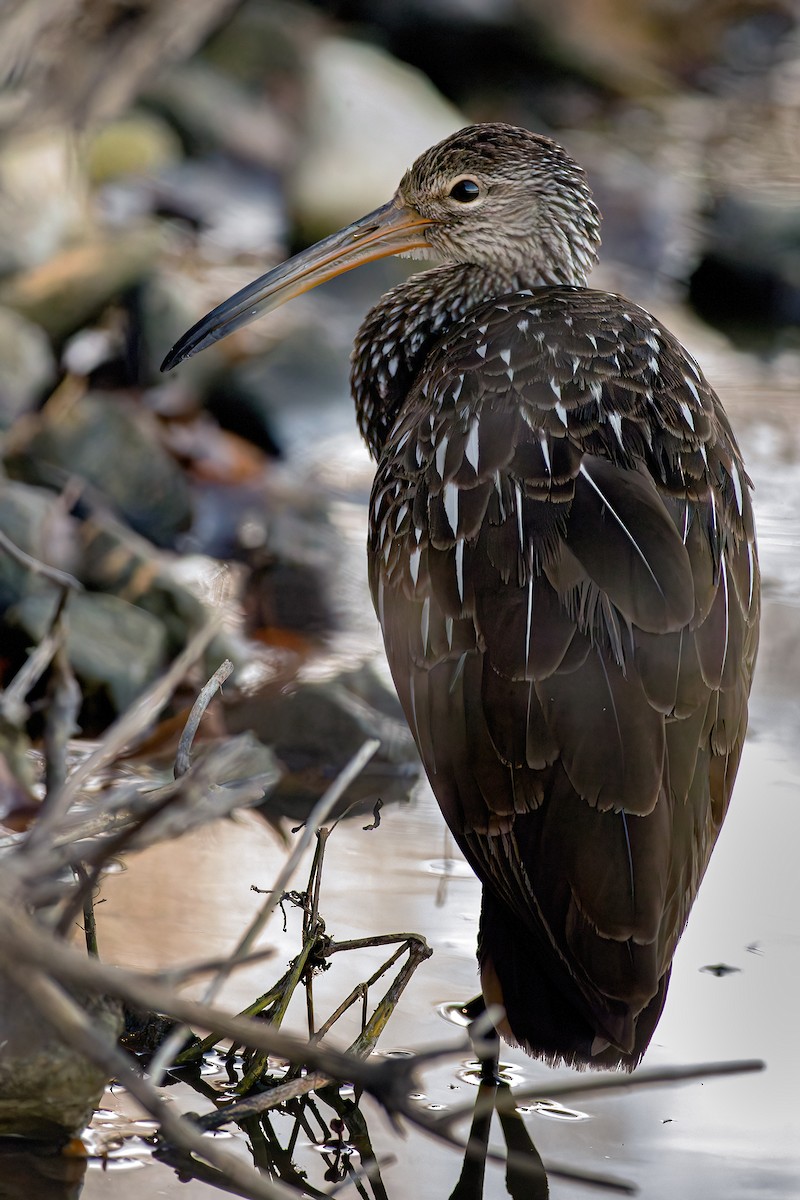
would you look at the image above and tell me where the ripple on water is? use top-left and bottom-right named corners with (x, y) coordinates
top-left (436, 1001), bottom-right (474, 1027)
top-left (308, 1139), bottom-right (360, 1157)
top-left (457, 1059), bottom-right (527, 1087)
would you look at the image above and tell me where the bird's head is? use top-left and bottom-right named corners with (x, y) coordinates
top-left (161, 123), bottom-right (601, 371)
top-left (398, 124), bottom-right (600, 285)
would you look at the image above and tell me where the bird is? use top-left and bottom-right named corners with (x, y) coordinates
top-left (162, 123), bottom-right (760, 1069)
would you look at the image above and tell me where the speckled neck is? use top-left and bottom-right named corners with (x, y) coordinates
top-left (351, 262), bottom-right (523, 460)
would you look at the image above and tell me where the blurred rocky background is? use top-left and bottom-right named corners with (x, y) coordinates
top-left (0, 0), bottom-right (798, 826)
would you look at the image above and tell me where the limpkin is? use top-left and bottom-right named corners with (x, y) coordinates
top-left (163, 124), bottom-right (760, 1069)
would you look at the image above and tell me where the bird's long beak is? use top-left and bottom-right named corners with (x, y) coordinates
top-left (160, 196), bottom-right (432, 371)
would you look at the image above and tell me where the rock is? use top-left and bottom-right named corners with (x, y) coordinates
top-left (79, 515), bottom-right (238, 672)
top-left (0, 1141), bottom-right (86, 1200)
top-left (0, 224), bottom-right (165, 343)
top-left (4, 391), bottom-right (192, 548)
top-left (689, 191), bottom-right (800, 344)
top-left (7, 589), bottom-right (168, 715)
top-left (133, 157), bottom-right (286, 262)
top-left (289, 37), bottom-right (463, 239)
top-left (84, 111), bottom-right (183, 184)
top-left (145, 60), bottom-right (293, 170)
top-left (0, 974), bottom-right (121, 1140)
top-left (0, 481), bottom-right (81, 615)
top-left (0, 306), bottom-right (57, 429)
top-left (224, 664), bottom-right (420, 822)
top-left (0, 130), bottom-right (89, 278)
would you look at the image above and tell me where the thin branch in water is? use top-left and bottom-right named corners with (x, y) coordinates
top-left (0, 956), bottom-right (303, 1200)
top-left (147, 739), bottom-right (381, 1085)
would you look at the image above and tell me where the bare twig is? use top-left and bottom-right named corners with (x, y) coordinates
top-left (146, 739), bottom-right (380, 1085)
top-left (230, 739), bottom-right (381, 968)
top-left (0, 956), bottom-right (300, 1200)
top-left (0, 624), bottom-right (64, 725)
top-left (174, 658), bottom-right (233, 778)
top-left (0, 526), bottom-right (83, 592)
top-left (24, 617), bottom-right (222, 834)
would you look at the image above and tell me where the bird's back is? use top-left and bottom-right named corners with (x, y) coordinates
top-left (366, 284), bottom-right (759, 1068)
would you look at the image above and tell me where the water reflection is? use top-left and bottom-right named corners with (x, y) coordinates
top-left (0, 1141), bottom-right (87, 1200)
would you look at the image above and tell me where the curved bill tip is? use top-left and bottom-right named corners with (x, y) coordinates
top-left (160, 197), bottom-right (432, 373)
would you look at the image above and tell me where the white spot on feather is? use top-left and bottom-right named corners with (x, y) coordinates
top-left (747, 541), bottom-right (756, 609)
top-left (494, 472), bottom-right (506, 520)
top-left (444, 482), bottom-right (459, 534)
top-left (465, 421), bottom-right (480, 471)
top-left (555, 400), bottom-right (569, 427)
top-left (515, 482), bottom-right (525, 552)
top-left (409, 546), bottom-right (421, 586)
top-left (525, 576), bottom-right (533, 667)
top-left (476, 343), bottom-right (487, 359)
top-left (608, 411), bottom-right (624, 448)
top-left (421, 596), bottom-right (430, 653)
top-left (539, 434), bottom-right (551, 474)
top-left (455, 540), bottom-right (465, 604)
top-left (499, 348), bottom-right (512, 365)
top-left (684, 375), bottom-right (701, 405)
top-left (436, 436), bottom-right (448, 478)
top-left (679, 401), bottom-right (695, 431)
top-left (730, 462), bottom-right (744, 515)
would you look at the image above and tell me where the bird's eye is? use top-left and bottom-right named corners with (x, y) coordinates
top-left (448, 178), bottom-right (481, 203)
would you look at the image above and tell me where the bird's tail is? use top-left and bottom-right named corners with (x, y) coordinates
top-left (477, 886), bottom-right (670, 1070)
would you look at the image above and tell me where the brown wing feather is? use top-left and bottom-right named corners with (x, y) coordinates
top-left (368, 287), bottom-right (759, 1068)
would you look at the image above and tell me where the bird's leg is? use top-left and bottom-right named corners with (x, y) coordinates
top-left (463, 993), bottom-right (501, 1084)
top-left (494, 1083), bottom-right (549, 1199)
top-left (448, 1079), bottom-right (496, 1200)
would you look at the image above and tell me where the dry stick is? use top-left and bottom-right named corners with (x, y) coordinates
top-left (0, 896), bottom-right (444, 1105)
top-left (10, 899), bottom-right (765, 1128)
top-left (155, 945), bottom-right (277, 988)
top-left (147, 738), bottom-right (381, 1086)
top-left (303, 827), bottom-right (331, 1039)
top-left (135, 653), bottom-right (233, 1073)
top-left (392, 1092), bottom-right (637, 1195)
top-left (0, 526), bottom-right (83, 593)
top-left (0, 957), bottom-right (301, 1200)
top-left (197, 935), bottom-right (433, 1131)
top-left (236, 937), bottom-right (320, 1095)
top-left (174, 658), bottom-right (233, 778)
top-left (176, 975), bottom-right (289, 1065)
top-left (229, 738), bottom-right (381, 968)
top-left (22, 617), bottom-right (222, 852)
top-left (52, 739), bottom-right (272, 938)
top-left (0, 624), bottom-right (64, 725)
top-left (40, 640), bottom-right (98, 951)
top-left (0, 899), bottom-right (749, 1195)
